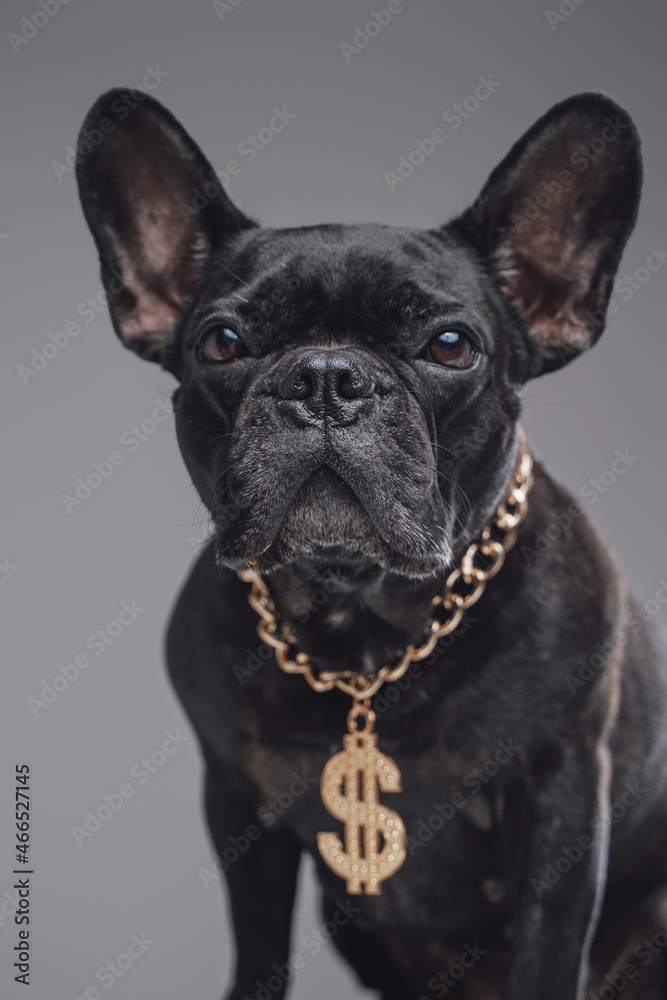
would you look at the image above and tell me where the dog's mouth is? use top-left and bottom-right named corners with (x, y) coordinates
top-left (272, 463), bottom-right (376, 545)
top-left (215, 458), bottom-right (454, 580)
top-left (285, 463), bottom-right (363, 516)
top-left (262, 463), bottom-right (384, 576)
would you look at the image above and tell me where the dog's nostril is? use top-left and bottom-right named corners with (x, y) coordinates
top-left (279, 363), bottom-right (320, 401)
top-left (287, 370), bottom-right (315, 401)
top-left (336, 368), bottom-right (366, 401)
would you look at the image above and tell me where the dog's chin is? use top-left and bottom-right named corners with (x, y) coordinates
top-left (216, 467), bottom-right (453, 582)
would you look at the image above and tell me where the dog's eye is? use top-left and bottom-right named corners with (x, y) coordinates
top-left (425, 330), bottom-right (476, 369)
top-left (199, 326), bottom-right (244, 363)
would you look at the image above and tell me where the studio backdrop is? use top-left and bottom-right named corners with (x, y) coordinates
top-left (1, 1), bottom-right (666, 998)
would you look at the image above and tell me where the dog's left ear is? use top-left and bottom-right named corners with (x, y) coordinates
top-left (76, 89), bottom-right (255, 368)
top-left (452, 93), bottom-right (642, 376)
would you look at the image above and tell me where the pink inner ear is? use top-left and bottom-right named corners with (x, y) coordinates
top-left (497, 229), bottom-right (607, 358)
top-left (103, 204), bottom-right (208, 355)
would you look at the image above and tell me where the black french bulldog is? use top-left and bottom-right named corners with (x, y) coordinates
top-left (76, 90), bottom-right (667, 1000)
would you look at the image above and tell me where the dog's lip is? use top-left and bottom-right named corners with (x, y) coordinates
top-left (290, 461), bottom-right (381, 529)
top-left (282, 461), bottom-right (362, 507)
top-left (235, 460), bottom-right (451, 574)
top-left (218, 461), bottom-right (363, 561)
top-left (318, 454), bottom-right (451, 560)
top-left (271, 461), bottom-right (367, 541)
top-left (306, 463), bottom-right (351, 488)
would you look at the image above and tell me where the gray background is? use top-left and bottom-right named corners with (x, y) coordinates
top-left (1, 1), bottom-right (666, 997)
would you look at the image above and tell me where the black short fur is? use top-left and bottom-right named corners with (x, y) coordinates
top-left (76, 89), bottom-right (667, 1000)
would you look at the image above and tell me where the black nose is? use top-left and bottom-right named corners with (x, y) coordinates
top-left (278, 351), bottom-right (374, 426)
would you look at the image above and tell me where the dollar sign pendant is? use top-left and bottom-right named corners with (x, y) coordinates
top-left (317, 701), bottom-right (406, 895)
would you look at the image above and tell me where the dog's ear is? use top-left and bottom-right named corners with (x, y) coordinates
top-left (76, 89), bottom-right (254, 365)
top-left (452, 93), bottom-right (641, 376)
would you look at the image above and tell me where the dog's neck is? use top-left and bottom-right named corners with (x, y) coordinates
top-left (266, 562), bottom-right (443, 677)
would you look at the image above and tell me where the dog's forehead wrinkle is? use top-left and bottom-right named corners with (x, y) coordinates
top-left (221, 225), bottom-right (485, 326)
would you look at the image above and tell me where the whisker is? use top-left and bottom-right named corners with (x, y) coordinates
top-left (409, 454), bottom-right (472, 517)
top-left (431, 442), bottom-right (475, 478)
top-left (176, 457), bottom-right (223, 507)
top-left (207, 430), bottom-right (236, 445)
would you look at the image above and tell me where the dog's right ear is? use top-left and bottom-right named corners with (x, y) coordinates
top-left (450, 93), bottom-right (641, 378)
top-left (76, 89), bottom-right (254, 367)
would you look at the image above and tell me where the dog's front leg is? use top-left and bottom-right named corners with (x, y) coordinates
top-left (204, 763), bottom-right (302, 1000)
top-left (501, 746), bottom-right (611, 1000)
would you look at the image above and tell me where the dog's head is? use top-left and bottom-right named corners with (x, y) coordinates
top-left (76, 92), bottom-right (640, 582)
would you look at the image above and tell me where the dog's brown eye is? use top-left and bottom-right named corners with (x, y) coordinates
top-left (200, 326), bottom-right (243, 363)
top-left (425, 330), bottom-right (476, 369)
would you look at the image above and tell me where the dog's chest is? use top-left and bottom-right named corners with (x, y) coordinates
top-left (243, 734), bottom-right (507, 934)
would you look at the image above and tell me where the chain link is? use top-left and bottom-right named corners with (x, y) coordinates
top-left (239, 434), bottom-right (533, 701)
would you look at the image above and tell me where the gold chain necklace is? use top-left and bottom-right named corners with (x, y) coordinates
top-left (239, 433), bottom-right (533, 894)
